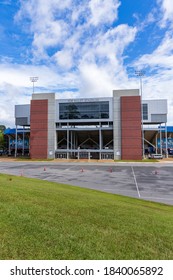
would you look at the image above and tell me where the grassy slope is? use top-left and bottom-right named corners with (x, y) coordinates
top-left (0, 174), bottom-right (173, 260)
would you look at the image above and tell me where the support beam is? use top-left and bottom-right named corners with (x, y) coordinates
top-left (8, 135), bottom-right (11, 155)
top-left (22, 126), bottom-right (25, 156)
top-left (156, 133), bottom-right (158, 154)
top-left (99, 128), bottom-right (102, 160)
top-left (15, 125), bottom-right (17, 158)
top-left (160, 124), bottom-right (162, 155)
top-left (165, 123), bottom-right (168, 158)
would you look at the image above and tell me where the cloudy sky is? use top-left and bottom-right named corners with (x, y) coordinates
top-left (0, 0), bottom-right (173, 127)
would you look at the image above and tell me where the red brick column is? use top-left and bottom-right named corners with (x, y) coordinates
top-left (30, 99), bottom-right (48, 159)
top-left (121, 96), bottom-right (142, 160)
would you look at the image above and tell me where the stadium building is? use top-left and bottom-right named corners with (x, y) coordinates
top-left (12, 89), bottom-right (168, 160)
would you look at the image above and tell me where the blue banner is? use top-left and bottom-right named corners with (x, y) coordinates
top-left (10, 139), bottom-right (29, 149)
top-left (157, 138), bottom-right (173, 148)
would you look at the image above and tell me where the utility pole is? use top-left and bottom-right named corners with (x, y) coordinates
top-left (135, 70), bottom-right (145, 159)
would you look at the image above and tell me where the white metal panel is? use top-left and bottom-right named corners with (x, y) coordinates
top-left (15, 105), bottom-right (30, 125)
top-left (15, 104), bottom-right (30, 118)
top-left (142, 99), bottom-right (167, 123)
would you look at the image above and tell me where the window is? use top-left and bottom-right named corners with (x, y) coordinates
top-left (59, 101), bottom-right (109, 120)
top-left (142, 104), bottom-right (148, 120)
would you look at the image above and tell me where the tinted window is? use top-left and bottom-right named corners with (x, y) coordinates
top-left (59, 101), bottom-right (109, 120)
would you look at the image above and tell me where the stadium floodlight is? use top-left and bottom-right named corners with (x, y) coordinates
top-left (30, 77), bottom-right (38, 94)
top-left (135, 70), bottom-right (145, 159)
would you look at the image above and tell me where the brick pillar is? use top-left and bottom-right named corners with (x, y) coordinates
top-left (121, 96), bottom-right (142, 160)
top-left (30, 99), bottom-right (48, 159)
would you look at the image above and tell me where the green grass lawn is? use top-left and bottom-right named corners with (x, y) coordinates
top-left (0, 173), bottom-right (173, 260)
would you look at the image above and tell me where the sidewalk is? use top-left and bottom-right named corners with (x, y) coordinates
top-left (1, 156), bottom-right (173, 163)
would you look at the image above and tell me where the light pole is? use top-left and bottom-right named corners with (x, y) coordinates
top-left (30, 77), bottom-right (38, 94)
top-left (135, 70), bottom-right (145, 159)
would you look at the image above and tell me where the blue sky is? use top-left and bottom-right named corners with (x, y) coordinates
top-left (0, 0), bottom-right (173, 126)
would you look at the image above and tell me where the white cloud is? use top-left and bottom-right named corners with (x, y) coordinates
top-left (144, 74), bottom-right (173, 125)
top-left (93, 24), bottom-right (137, 61)
top-left (0, 62), bottom-right (80, 127)
top-left (132, 32), bottom-right (173, 70)
top-left (2, 0), bottom-right (173, 128)
top-left (76, 23), bottom-right (137, 96)
top-left (88, 0), bottom-right (120, 26)
top-left (14, 0), bottom-right (122, 63)
top-left (78, 63), bottom-right (115, 97)
top-left (53, 50), bottom-right (73, 69)
top-left (157, 0), bottom-right (173, 26)
top-left (131, 30), bottom-right (173, 124)
top-left (0, 0), bottom-right (138, 126)
top-left (32, 20), bottom-right (67, 59)
top-left (0, 82), bottom-right (30, 127)
top-left (15, 0), bottom-right (71, 59)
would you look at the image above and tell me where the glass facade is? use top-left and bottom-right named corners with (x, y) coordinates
top-left (142, 103), bottom-right (148, 120)
top-left (59, 101), bottom-right (109, 120)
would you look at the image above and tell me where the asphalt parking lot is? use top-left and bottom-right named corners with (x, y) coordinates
top-left (0, 161), bottom-right (173, 206)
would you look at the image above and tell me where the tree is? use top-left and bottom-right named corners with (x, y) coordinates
top-left (0, 125), bottom-right (6, 132)
top-left (0, 125), bottom-right (6, 149)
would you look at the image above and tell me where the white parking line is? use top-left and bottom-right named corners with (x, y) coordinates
top-left (131, 166), bottom-right (141, 198)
